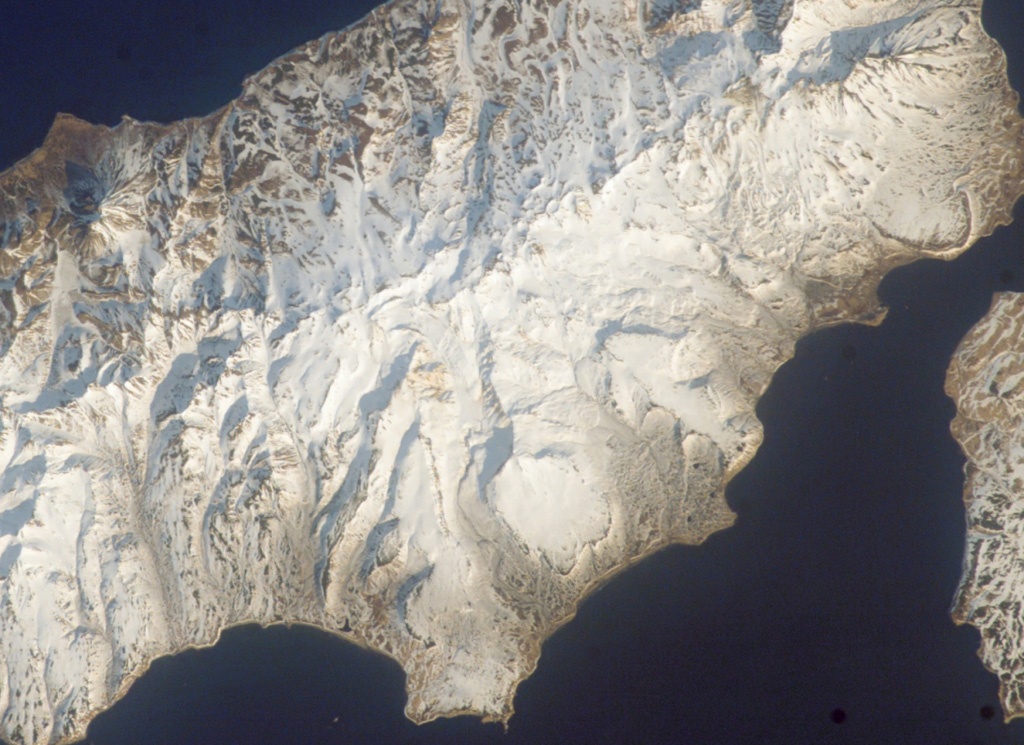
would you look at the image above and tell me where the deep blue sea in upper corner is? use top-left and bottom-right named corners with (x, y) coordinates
top-left (2, 1), bottom-right (1024, 744)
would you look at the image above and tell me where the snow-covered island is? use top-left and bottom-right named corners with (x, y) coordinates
top-left (1, 0), bottom-right (1022, 742)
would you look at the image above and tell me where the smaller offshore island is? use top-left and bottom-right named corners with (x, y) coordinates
top-left (949, 293), bottom-right (1024, 720)
top-left (1, 0), bottom-right (1023, 743)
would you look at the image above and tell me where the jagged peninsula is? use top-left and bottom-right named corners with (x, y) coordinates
top-left (948, 292), bottom-right (1024, 722)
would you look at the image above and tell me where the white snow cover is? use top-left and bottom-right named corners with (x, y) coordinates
top-left (948, 292), bottom-right (1024, 722)
top-left (0, 0), bottom-right (1022, 742)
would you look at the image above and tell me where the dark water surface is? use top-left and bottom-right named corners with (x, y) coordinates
top-left (3, 1), bottom-right (1024, 743)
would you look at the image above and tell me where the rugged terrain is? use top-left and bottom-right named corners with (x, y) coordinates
top-left (948, 292), bottom-right (1024, 721)
top-left (1, 0), bottom-right (1023, 742)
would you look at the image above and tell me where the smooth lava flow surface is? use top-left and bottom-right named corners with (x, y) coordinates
top-left (3, 1), bottom-right (1024, 743)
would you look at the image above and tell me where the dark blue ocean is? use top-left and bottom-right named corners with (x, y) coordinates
top-left (2, 1), bottom-right (1024, 743)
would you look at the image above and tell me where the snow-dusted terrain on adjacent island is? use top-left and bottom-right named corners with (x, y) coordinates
top-left (0, 0), bottom-right (1022, 742)
top-left (948, 293), bottom-right (1024, 722)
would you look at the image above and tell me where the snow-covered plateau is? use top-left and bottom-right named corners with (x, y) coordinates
top-left (0, 0), bottom-right (1023, 742)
